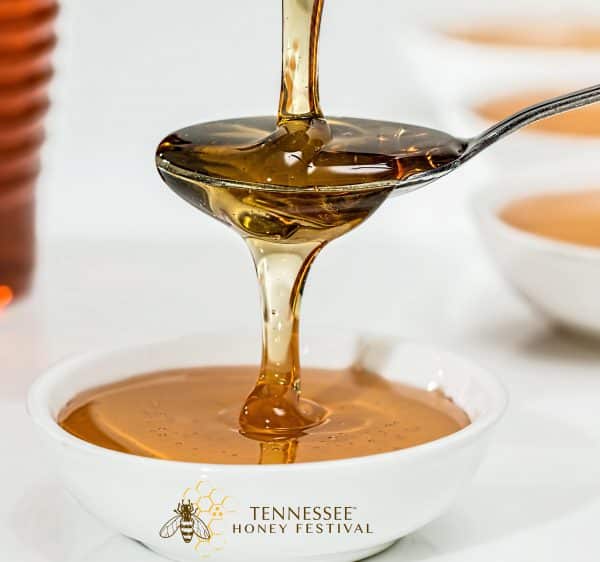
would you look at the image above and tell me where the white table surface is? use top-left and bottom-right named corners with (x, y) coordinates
top-left (2, 232), bottom-right (600, 562)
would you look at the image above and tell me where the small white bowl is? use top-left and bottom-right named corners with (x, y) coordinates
top-left (473, 163), bottom-right (600, 337)
top-left (401, 10), bottom-right (600, 111)
top-left (28, 333), bottom-right (506, 562)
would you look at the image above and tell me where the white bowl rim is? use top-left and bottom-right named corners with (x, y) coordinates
top-left (28, 332), bottom-right (508, 473)
top-left (473, 176), bottom-right (600, 262)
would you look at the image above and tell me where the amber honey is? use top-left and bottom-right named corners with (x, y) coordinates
top-left (446, 23), bottom-right (600, 51)
top-left (500, 190), bottom-right (600, 247)
top-left (0, 0), bottom-right (56, 300)
top-left (60, 0), bottom-right (470, 464)
top-left (59, 366), bottom-right (469, 465)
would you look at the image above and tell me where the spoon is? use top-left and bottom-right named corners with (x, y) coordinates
top-left (401, 83), bottom-right (600, 191)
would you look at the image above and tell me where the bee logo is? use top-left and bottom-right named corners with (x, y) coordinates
top-left (159, 499), bottom-right (211, 543)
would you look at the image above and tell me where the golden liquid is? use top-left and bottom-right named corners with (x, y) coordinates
top-left (500, 190), bottom-right (600, 247)
top-left (157, 116), bottom-right (462, 190)
top-left (445, 24), bottom-right (600, 50)
top-left (155, 0), bottom-right (465, 445)
top-left (0, 0), bottom-right (56, 300)
top-left (59, 366), bottom-right (469, 465)
top-left (87, 0), bottom-right (476, 464)
top-left (475, 90), bottom-right (600, 137)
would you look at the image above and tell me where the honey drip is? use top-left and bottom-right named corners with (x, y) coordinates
top-left (278, 0), bottom-right (323, 121)
top-left (59, 0), bottom-right (470, 464)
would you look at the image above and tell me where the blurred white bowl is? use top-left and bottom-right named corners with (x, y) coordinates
top-left (401, 12), bottom-right (600, 111)
top-left (473, 160), bottom-right (600, 337)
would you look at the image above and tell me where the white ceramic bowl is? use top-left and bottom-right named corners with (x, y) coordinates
top-left (28, 333), bottom-right (506, 562)
top-left (473, 162), bottom-right (600, 337)
top-left (401, 8), bottom-right (600, 112)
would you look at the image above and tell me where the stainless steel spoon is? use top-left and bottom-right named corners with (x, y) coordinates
top-left (401, 83), bottom-right (600, 191)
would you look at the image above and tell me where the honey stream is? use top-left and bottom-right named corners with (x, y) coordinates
top-left (61, 0), bottom-right (469, 464)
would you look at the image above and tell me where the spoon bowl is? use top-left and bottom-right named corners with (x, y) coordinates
top-left (157, 84), bottom-right (600, 202)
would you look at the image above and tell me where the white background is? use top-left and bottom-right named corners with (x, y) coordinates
top-left (3, 2), bottom-right (600, 562)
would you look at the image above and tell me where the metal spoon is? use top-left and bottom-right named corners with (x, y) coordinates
top-left (401, 83), bottom-right (600, 191)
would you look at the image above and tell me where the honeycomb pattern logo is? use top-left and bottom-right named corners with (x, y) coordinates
top-left (181, 480), bottom-right (236, 557)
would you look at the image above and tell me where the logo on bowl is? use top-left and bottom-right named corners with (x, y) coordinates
top-left (160, 478), bottom-right (375, 556)
top-left (159, 480), bottom-right (236, 555)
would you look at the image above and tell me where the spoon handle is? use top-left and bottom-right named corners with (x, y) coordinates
top-left (464, 83), bottom-right (600, 162)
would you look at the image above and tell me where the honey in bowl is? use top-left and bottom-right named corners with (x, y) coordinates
top-left (500, 190), bottom-right (600, 248)
top-left (58, 366), bottom-right (469, 465)
top-left (475, 90), bottom-right (600, 138)
top-left (445, 23), bottom-right (600, 51)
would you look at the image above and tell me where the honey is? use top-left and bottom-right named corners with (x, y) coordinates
top-left (445, 24), bottom-right (600, 51)
top-left (500, 190), bottom-right (600, 247)
top-left (155, 0), bottom-right (464, 442)
top-left (59, 0), bottom-right (470, 463)
top-left (59, 366), bottom-right (469, 465)
top-left (0, 0), bottom-right (56, 299)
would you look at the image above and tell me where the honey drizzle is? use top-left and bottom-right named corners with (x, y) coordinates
top-left (278, 0), bottom-right (324, 122)
top-left (239, 0), bottom-right (331, 448)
